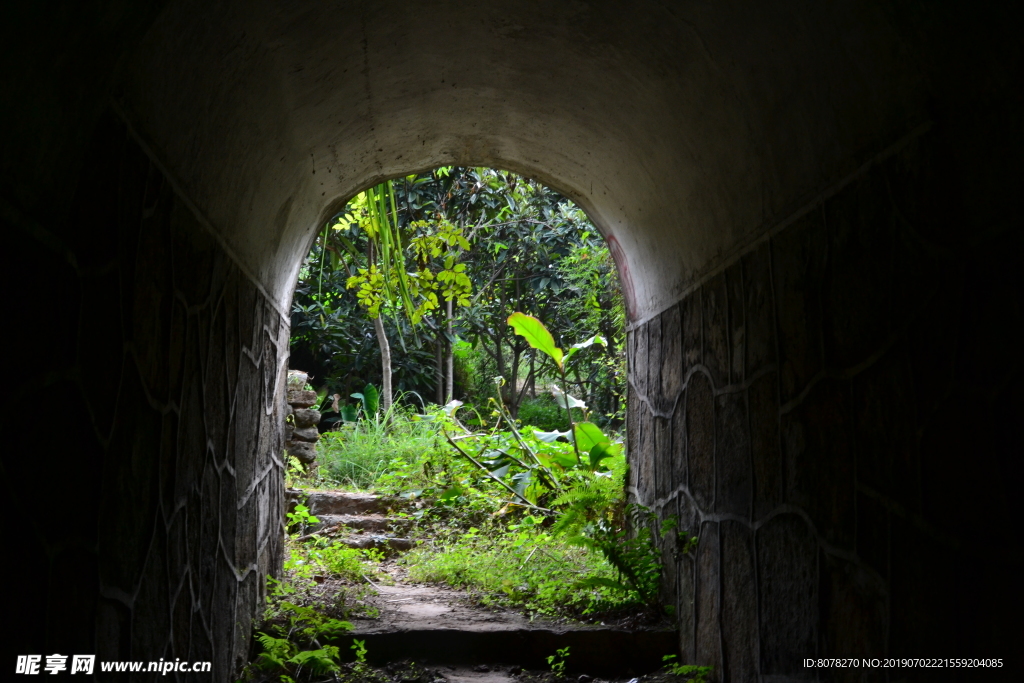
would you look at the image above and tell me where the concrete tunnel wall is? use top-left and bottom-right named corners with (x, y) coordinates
top-left (0, 1), bottom-right (1021, 681)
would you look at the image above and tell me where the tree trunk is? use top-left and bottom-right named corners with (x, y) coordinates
top-left (373, 315), bottom-right (393, 415)
top-left (435, 323), bottom-right (444, 405)
top-left (444, 298), bottom-right (454, 403)
top-left (509, 341), bottom-right (521, 417)
top-left (530, 354), bottom-right (536, 398)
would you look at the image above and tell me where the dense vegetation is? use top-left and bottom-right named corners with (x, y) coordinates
top-left (289, 167), bottom-right (625, 425)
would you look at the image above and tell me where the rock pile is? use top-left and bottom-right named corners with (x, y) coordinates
top-left (284, 370), bottom-right (321, 469)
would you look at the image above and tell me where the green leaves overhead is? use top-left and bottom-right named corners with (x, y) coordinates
top-left (507, 311), bottom-right (564, 369)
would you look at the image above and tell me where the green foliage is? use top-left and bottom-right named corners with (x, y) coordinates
top-left (567, 505), bottom-right (682, 608)
top-left (351, 639), bottom-right (367, 664)
top-left (316, 403), bottom-right (447, 489)
top-left (286, 503), bottom-right (319, 535)
top-left (516, 395), bottom-right (577, 431)
top-left (547, 647), bottom-right (570, 677)
top-left (662, 655), bottom-right (714, 682)
top-left (508, 311), bottom-right (563, 369)
top-left (290, 167), bottom-right (625, 415)
top-left (284, 455), bottom-right (309, 489)
top-left (441, 316), bottom-right (621, 509)
top-left (252, 599), bottom-right (352, 681)
top-left (350, 383), bottom-right (379, 419)
top-left (401, 518), bottom-right (640, 619)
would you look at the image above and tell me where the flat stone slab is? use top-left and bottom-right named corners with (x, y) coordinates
top-left (307, 490), bottom-right (405, 516)
top-left (339, 535), bottom-right (415, 552)
top-left (311, 513), bottom-right (414, 536)
top-left (443, 667), bottom-right (515, 683)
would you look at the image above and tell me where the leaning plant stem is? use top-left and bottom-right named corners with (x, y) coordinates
top-left (491, 397), bottom-right (559, 491)
top-left (559, 364), bottom-right (582, 465)
top-left (445, 298), bottom-right (454, 403)
top-left (442, 426), bottom-right (553, 513)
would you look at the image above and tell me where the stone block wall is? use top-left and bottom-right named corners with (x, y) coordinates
top-left (626, 127), bottom-right (1023, 681)
top-left (283, 370), bottom-right (321, 468)
top-left (0, 111), bottom-right (288, 679)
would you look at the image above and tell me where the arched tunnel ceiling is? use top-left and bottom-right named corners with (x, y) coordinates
top-left (116, 0), bottom-right (925, 320)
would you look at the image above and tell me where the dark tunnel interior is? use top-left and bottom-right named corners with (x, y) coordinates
top-left (1, 1), bottom-right (1022, 680)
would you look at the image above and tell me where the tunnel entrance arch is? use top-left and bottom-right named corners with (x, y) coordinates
top-left (4, 1), bottom-right (1021, 680)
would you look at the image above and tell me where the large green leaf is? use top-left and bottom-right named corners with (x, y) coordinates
top-left (362, 383), bottom-right (379, 416)
top-left (573, 421), bottom-right (608, 452)
top-left (507, 312), bottom-right (563, 369)
top-left (588, 442), bottom-right (619, 471)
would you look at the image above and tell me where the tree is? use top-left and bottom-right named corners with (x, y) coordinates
top-left (289, 168), bottom-right (625, 423)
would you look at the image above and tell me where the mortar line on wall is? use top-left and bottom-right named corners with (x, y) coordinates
top-left (109, 101), bottom-right (291, 323)
top-left (629, 362), bottom-right (776, 420)
top-left (634, 483), bottom-right (889, 594)
top-left (237, 460), bottom-right (277, 510)
top-left (647, 470), bottom-right (954, 569)
top-left (625, 120), bottom-right (933, 333)
top-left (778, 330), bottom-right (903, 416)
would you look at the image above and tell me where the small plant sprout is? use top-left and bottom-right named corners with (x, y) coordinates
top-left (547, 646), bottom-right (570, 677)
top-left (351, 638), bottom-right (368, 666)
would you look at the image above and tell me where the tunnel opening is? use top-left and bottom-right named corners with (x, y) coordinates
top-left (265, 167), bottom-right (671, 676)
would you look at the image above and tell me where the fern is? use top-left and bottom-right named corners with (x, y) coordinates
top-left (550, 455), bottom-right (626, 536)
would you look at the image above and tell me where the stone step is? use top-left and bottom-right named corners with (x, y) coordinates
top-left (337, 535), bottom-right (415, 553)
top-left (330, 626), bottom-right (675, 676)
top-left (306, 490), bottom-right (405, 516)
top-left (313, 513), bottom-right (391, 534)
top-left (288, 489), bottom-right (416, 554)
top-left (311, 514), bottom-right (413, 537)
top-left (334, 583), bottom-right (675, 677)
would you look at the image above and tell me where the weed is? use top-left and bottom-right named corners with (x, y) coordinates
top-left (570, 505), bottom-right (692, 609)
top-left (546, 646), bottom-right (570, 677)
top-left (285, 503), bottom-right (319, 536)
top-left (250, 599), bottom-right (352, 681)
top-left (351, 639), bottom-right (367, 664)
top-left (661, 655), bottom-right (714, 682)
top-left (401, 519), bottom-right (642, 619)
top-left (317, 404), bottom-right (447, 489)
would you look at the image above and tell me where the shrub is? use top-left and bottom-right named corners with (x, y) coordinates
top-left (516, 395), bottom-right (583, 431)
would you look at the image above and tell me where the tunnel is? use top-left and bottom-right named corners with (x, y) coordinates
top-left (1, 1), bottom-right (1021, 680)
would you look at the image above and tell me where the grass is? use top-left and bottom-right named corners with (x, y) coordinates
top-left (400, 519), bottom-right (644, 620)
top-left (316, 409), bottom-right (446, 489)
